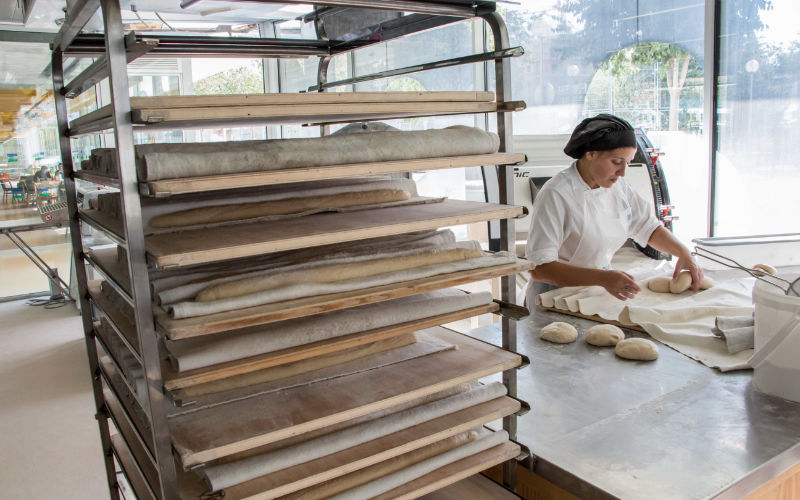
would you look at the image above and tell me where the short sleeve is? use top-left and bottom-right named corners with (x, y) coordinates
top-left (625, 183), bottom-right (662, 246)
top-left (525, 187), bottom-right (567, 266)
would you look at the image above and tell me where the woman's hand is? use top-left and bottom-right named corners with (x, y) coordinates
top-left (673, 251), bottom-right (704, 291)
top-left (602, 270), bottom-right (641, 300)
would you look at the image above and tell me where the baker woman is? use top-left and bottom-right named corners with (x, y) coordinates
top-left (525, 114), bottom-right (703, 304)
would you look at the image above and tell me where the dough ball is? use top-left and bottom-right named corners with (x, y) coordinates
top-left (669, 271), bottom-right (692, 294)
top-left (540, 322), bottom-right (578, 344)
top-left (699, 276), bottom-right (714, 290)
top-left (585, 324), bottom-right (625, 346)
top-left (615, 338), bottom-right (659, 361)
top-left (648, 277), bottom-right (671, 293)
top-left (752, 263), bottom-right (776, 277)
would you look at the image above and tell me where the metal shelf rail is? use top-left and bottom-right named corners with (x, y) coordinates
top-left (51, 1), bottom-right (527, 498)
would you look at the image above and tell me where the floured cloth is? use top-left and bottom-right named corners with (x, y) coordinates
top-left (93, 177), bottom-right (442, 234)
top-left (535, 247), bottom-right (755, 371)
top-left (199, 382), bottom-right (506, 491)
top-left (167, 250), bottom-right (515, 319)
top-left (712, 315), bottom-right (755, 354)
top-left (156, 231), bottom-right (464, 305)
top-left (81, 126), bottom-right (500, 181)
top-left (152, 230), bottom-right (457, 302)
top-left (176, 332), bottom-right (454, 406)
top-left (328, 430), bottom-right (507, 500)
top-left (194, 246), bottom-right (483, 302)
top-left (166, 289), bottom-right (493, 372)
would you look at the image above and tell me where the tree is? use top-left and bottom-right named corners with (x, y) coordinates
top-left (605, 43), bottom-right (698, 131)
top-left (193, 61), bottom-right (264, 95)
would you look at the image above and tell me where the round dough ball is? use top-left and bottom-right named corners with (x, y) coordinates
top-left (669, 271), bottom-right (692, 294)
top-left (540, 322), bottom-right (578, 344)
top-left (699, 276), bottom-right (714, 290)
top-left (615, 338), bottom-right (659, 361)
top-left (585, 324), bottom-right (625, 346)
top-left (752, 263), bottom-right (776, 277)
top-left (648, 277), bottom-right (671, 293)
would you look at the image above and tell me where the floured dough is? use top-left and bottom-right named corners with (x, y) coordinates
top-left (540, 322), bottom-right (578, 344)
top-left (699, 276), bottom-right (714, 290)
top-left (669, 272), bottom-right (692, 294)
top-left (151, 189), bottom-right (411, 228)
top-left (615, 338), bottom-right (659, 361)
top-left (195, 247), bottom-right (483, 302)
top-left (648, 277), bottom-right (671, 293)
top-left (752, 263), bottom-right (776, 277)
top-left (585, 324), bottom-right (625, 346)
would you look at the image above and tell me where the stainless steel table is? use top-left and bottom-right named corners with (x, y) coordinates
top-left (471, 305), bottom-right (800, 499)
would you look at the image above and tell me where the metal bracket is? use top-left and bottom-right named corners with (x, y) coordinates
top-left (493, 299), bottom-right (530, 321)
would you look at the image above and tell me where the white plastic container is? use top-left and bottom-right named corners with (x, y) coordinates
top-left (751, 274), bottom-right (800, 402)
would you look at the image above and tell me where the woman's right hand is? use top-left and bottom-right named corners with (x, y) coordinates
top-left (602, 270), bottom-right (641, 300)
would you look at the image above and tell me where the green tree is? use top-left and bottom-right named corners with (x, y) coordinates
top-left (193, 61), bottom-right (264, 95)
top-left (605, 43), bottom-right (699, 131)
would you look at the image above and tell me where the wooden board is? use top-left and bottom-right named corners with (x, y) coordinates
top-left (219, 398), bottom-right (520, 500)
top-left (133, 102), bottom-right (503, 125)
top-left (88, 247), bottom-right (131, 294)
top-left (145, 153), bottom-right (526, 198)
top-left (70, 91), bottom-right (497, 127)
top-left (168, 327), bottom-right (521, 467)
top-left (81, 208), bottom-right (125, 240)
top-left (172, 333), bottom-right (423, 401)
top-left (418, 473), bottom-right (520, 500)
top-left (89, 281), bottom-right (140, 355)
top-left (104, 385), bottom-right (158, 490)
top-left (535, 299), bottom-right (646, 333)
top-left (372, 441), bottom-right (521, 500)
top-left (146, 199), bottom-right (524, 269)
top-left (157, 261), bottom-right (531, 338)
top-left (163, 302), bottom-right (499, 390)
top-left (110, 433), bottom-right (158, 500)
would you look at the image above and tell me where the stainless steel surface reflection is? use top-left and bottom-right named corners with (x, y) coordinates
top-left (470, 306), bottom-right (800, 499)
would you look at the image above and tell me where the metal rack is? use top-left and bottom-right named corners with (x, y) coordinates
top-left (51, 1), bottom-right (527, 498)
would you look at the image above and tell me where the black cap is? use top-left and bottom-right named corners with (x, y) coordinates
top-left (563, 113), bottom-right (637, 159)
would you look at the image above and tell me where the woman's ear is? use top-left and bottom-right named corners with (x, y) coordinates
top-left (584, 150), bottom-right (598, 161)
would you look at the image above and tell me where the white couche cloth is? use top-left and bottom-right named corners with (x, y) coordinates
top-left (536, 247), bottom-right (755, 371)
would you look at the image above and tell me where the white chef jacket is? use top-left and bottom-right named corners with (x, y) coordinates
top-left (525, 162), bottom-right (662, 270)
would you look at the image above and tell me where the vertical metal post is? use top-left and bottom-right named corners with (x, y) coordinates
top-left (704, 0), bottom-right (721, 237)
top-left (100, 0), bottom-right (179, 497)
top-left (52, 46), bottom-right (121, 500)
top-left (484, 10), bottom-right (518, 490)
top-left (317, 56), bottom-right (332, 136)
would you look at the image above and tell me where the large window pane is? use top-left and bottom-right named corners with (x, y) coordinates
top-left (503, 1), bottom-right (706, 245)
top-left (716, 0), bottom-right (799, 236)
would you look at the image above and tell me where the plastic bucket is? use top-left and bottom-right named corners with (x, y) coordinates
top-left (751, 274), bottom-right (800, 402)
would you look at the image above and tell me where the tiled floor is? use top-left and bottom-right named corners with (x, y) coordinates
top-left (0, 299), bottom-right (108, 499)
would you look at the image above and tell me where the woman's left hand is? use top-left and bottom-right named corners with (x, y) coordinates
top-left (673, 251), bottom-right (704, 291)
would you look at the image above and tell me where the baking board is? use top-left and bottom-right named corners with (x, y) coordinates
top-left (163, 302), bottom-right (499, 390)
top-left (81, 208), bottom-right (125, 240)
top-left (145, 200), bottom-right (524, 269)
top-left (168, 327), bottom-right (521, 468)
top-left (145, 153), bottom-right (526, 198)
top-left (88, 246), bottom-right (131, 294)
top-left (110, 433), bottom-right (158, 500)
top-left (157, 261), bottom-right (530, 338)
top-left (372, 441), bottom-right (521, 500)
top-left (219, 397), bottom-right (520, 499)
top-left (89, 281), bottom-right (140, 355)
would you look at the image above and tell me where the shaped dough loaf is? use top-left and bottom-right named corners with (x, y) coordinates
top-left (151, 189), bottom-right (410, 228)
top-left (195, 247), bottom-right (483, 302)
top-left (752, 263), bottom-right (776, 277)
top-left (648, 277), bottom-right (671, 293)
top-left (540, 322), bottom-right (578, 344)
top-left (585, 324), bottom-right (625, 346)
top-left (615, 338), bottom-right (659, 361)
top-left (649, 272), bottom-right (714, 294)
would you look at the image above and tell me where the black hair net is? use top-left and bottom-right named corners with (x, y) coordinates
top-left (563, 114), bottom-right (636, 159)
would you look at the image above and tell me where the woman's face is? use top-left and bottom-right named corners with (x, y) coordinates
top-left (582, 147), bottom-right (636, 189)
